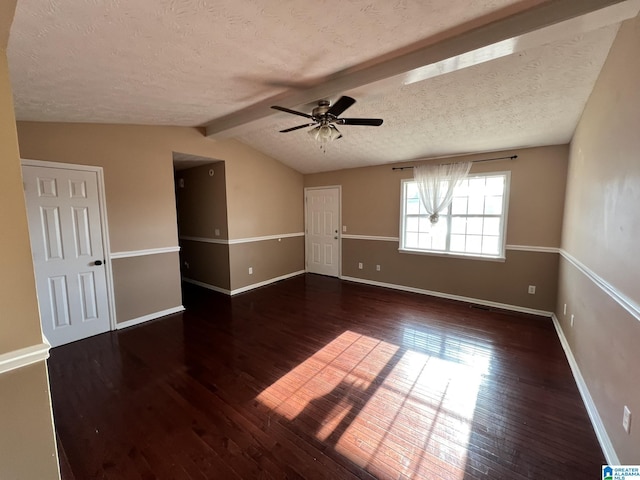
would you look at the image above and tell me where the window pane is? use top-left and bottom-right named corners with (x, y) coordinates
top-left (468, 195), bottom-right (484, 214)
top-left (418, 216), bottom-right (431, 233)
top-left (450, 234), bottom-right (465, 252)
top-left (456, 179), bottom-right (469, 196)
top-left (406, 216), bottom-right (419, 232)
top-left (467, 217), bottom-right (483, 235)
top-left (482, 236), bottom-right (499, 255)
top-left (486, 176), bottom-right (504, 195)
top-left (406, 198), bottom-right (420, 215)
top-left (466, 235), bottom-right (482, 253)
top-left (405, 232), bottom-right (418, 248)
top-left (431, 232), bottom-right (446, 250)
top-left (418, 233), bottom-right (432, 249)
top-left (401, 174), bottom-right (507, 258)
top-left (484, 195), bottom-right (503, 215)
top-left (483, 217), bottom-right (500, 236)
top-left (431, 219), bottom-right (448, 249)
top-left (468, 177), bottom-right (485, 195)
top-left (451, 197), bottom-right (468, 215)
top-left (451, 217), bottom-right (466, 234)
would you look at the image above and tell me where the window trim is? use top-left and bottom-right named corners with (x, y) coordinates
top-left (398, 171), bottom-right (510, 261)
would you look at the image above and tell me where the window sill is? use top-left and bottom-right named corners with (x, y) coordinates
top-left (398, 248), bottom-right (506, 263)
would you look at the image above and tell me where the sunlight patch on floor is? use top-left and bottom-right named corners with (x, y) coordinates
top-left (257, 330), bottom-right (398, 420)
top-left (256, 328), bottom-right (492, 479)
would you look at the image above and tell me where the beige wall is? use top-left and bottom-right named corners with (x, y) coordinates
top-left (305, 145), bottom-right (568, 311)
top-left (558, 14), bottom-right (640, 463)
top-left (180, 241), bottom-right (231, 290)
top-left (305, 145), bottom-right (568, 246)
top-left (175, 162), bottom-right (231, 290)
top-left (223, 141), bottom-right (303, 239)
top-left (229, 236), bottom-right (304, 291)
top-left (18, 123), bottom-right (184, 252)
top-left (0, 3), bottom-right (60, 478)
top-left (112, 253), bottom-right (183, 323)
top-left (173, 148), bottom-right (304, 293)
top-left (17, 122), bottom-right (305, 316)
top-left (0, 363), bottom-right (60, 479)
top-left (17, 124), bottom-right (304, 249)
top-left (0, 0), bottom-right (16, 47)
top-left (176, 162), bottom-right (228, 239)
top-left (0, 33), bottom-right (43, 354)
top-left (343, 240), bottom-right (558, 311)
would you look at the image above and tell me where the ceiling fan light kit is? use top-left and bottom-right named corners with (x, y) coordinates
top-left (271, 96), bottom-right (383, 143)
top-left (308, 124), bottom-right (342, 142)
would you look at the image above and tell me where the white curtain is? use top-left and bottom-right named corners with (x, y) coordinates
top-left (413, 161), bottom-right (472, 224)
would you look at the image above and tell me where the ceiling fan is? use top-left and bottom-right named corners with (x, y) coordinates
top-left (271, 96), bottom-right (383, 142)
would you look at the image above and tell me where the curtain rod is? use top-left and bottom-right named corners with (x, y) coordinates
top-left (391, 155), bottom-right (517, 171)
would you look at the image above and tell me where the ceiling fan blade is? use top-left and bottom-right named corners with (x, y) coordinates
top-left (338, 118), bottom-right (384, 126)
top-left (327, 96), bottom-right (356, 117)
top-left (271, 105), bottom-right (313, 119)
top-left (279, 123), bottom-right (317, 133)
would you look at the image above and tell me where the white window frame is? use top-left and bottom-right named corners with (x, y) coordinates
top-left (399, 171), bottom-right (510, 262)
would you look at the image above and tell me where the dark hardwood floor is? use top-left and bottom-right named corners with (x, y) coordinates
top-left (49, 274), bottom-right (604, 479)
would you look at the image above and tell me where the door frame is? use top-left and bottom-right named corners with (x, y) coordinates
top-left (304, 185), bottom-right (342, 278)
top-left (21, 158), bottom-right (117, 332)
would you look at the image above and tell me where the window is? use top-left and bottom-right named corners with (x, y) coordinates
top-left (400, 172), bottom-right (509, 260)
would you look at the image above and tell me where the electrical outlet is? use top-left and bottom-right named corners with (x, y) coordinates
top-left (343, 225), bottom-right (347, 232)
top-left (376, 264), bottom-right (381, 271)
top-left (528, 285), bottom-right (536, 294)
top-left (215, 228), bottom-right (220, 236)
top-left (563, 303), bottom-right (567, 315)
top-left (623, 406), bottom-right (632, 434)
top-left (571, 314), bottom-right (575, 327)
top-left (358, 262), bottom-right (363, 270)
top-left (248, 267), bottom-right (253, 275)
top-left (183, 261), bottom-right (189, 269)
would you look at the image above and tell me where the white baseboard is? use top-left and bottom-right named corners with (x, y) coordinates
top-left (116, 306), bottom-right (185, 330)
top-left (340, 275), bottom-right (553, 317)
top-left (550, 314), bottom-right (619, 464)
top-left (230, 270), bottom-right (306, 295)
top-left (182, 277), bottom-right (232, 295)
top-left (0, 342), bottom-right (51, 375)
top-left (183, 271), bottom-right (305, 296)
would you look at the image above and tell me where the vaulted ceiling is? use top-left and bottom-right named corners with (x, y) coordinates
top-left (7, 0), bottom-right (640, 173)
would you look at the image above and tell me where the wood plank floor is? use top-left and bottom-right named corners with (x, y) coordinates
top-left (49, 274), bottom-right (605, 479)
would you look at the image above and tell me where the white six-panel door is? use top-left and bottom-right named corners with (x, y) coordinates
top-left (22, 165), bottom-right (111, 347)
top-left (305, 187), bottom-right (340, 277)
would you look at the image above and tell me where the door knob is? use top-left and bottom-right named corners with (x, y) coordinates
top-left (334, 236), bottom-right (338, 240)
top-left (94, 260), bottom-right (103, 266)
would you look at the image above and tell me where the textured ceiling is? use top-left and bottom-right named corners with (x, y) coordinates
top-left (9, 0), bottom-right (530, 125)
top-left (238, 24), bottom-right (620, 173)
top-left (6, 0), bottom-right (635, 173)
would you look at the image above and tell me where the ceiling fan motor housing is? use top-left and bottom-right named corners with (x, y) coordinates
top-left (312, 100), bottom-right (333, 123)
